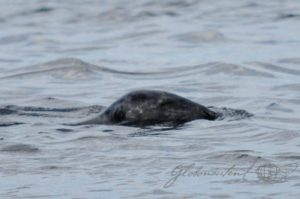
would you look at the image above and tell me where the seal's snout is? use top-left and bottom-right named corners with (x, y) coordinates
top-left (205, 109), bottom-right (218, 121)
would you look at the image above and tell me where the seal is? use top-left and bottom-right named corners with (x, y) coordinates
top-left (74, 90), bottom-right (217, 127)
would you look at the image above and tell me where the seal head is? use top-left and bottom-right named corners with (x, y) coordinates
top-left (79, 90), bottom-right (217, 126)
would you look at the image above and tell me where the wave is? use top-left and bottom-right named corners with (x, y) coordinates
top-left (2, 58), bottom-right (299, 81)
top-left (248, 62), bottom-right (300, 76)
top-left (0, 58), bottom-right (164, 80)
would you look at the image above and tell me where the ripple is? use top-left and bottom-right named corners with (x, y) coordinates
top-left (278, 58), bottom-right (300, 64)
top-left (207, 151), bottom-right (267, 164)
top-left (266, 103), bottom-right (293, 113)
top-left (209, 106), bottom-right (254, 121)
top-left (250, 62), bottom-right (300, 76)
top-left (0, 122), bottom-right (24, 127)
top-left (0, 59), bottom-right (280, 82)
top-left (1, 144), bottom-right (39, 153)
top-left (0, 58), bottom-right (162, 80)
top-left (274, 83), bottom-right (300, 91)
top-left (190, 62), bottom-right (274, 77)
top-left (31, 7), bottom-right (54, 14)
top-left (173, 30), bottom-right (226, 43)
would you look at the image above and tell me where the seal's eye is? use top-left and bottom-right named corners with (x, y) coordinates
top-left (113, 110), bottom-right (125, 123)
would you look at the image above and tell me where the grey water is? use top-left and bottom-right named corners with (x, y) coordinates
top-left (1, 0), bottom-right (300, 198)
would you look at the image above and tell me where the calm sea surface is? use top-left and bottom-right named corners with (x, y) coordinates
top-left (1, 0), bottom-right (300, 198)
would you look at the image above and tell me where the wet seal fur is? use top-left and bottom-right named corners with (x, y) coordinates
top-left (74, 90), bottom-right (218, 127)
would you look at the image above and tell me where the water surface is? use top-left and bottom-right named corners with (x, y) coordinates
top-left (1, 0), bottom-right (300, 198)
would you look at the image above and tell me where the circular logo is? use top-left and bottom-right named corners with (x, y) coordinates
top-left (255, 163), bottom-right (281, 182)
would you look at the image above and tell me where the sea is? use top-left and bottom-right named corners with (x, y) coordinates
top-left (0, 0), bottom-right (300, 198)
